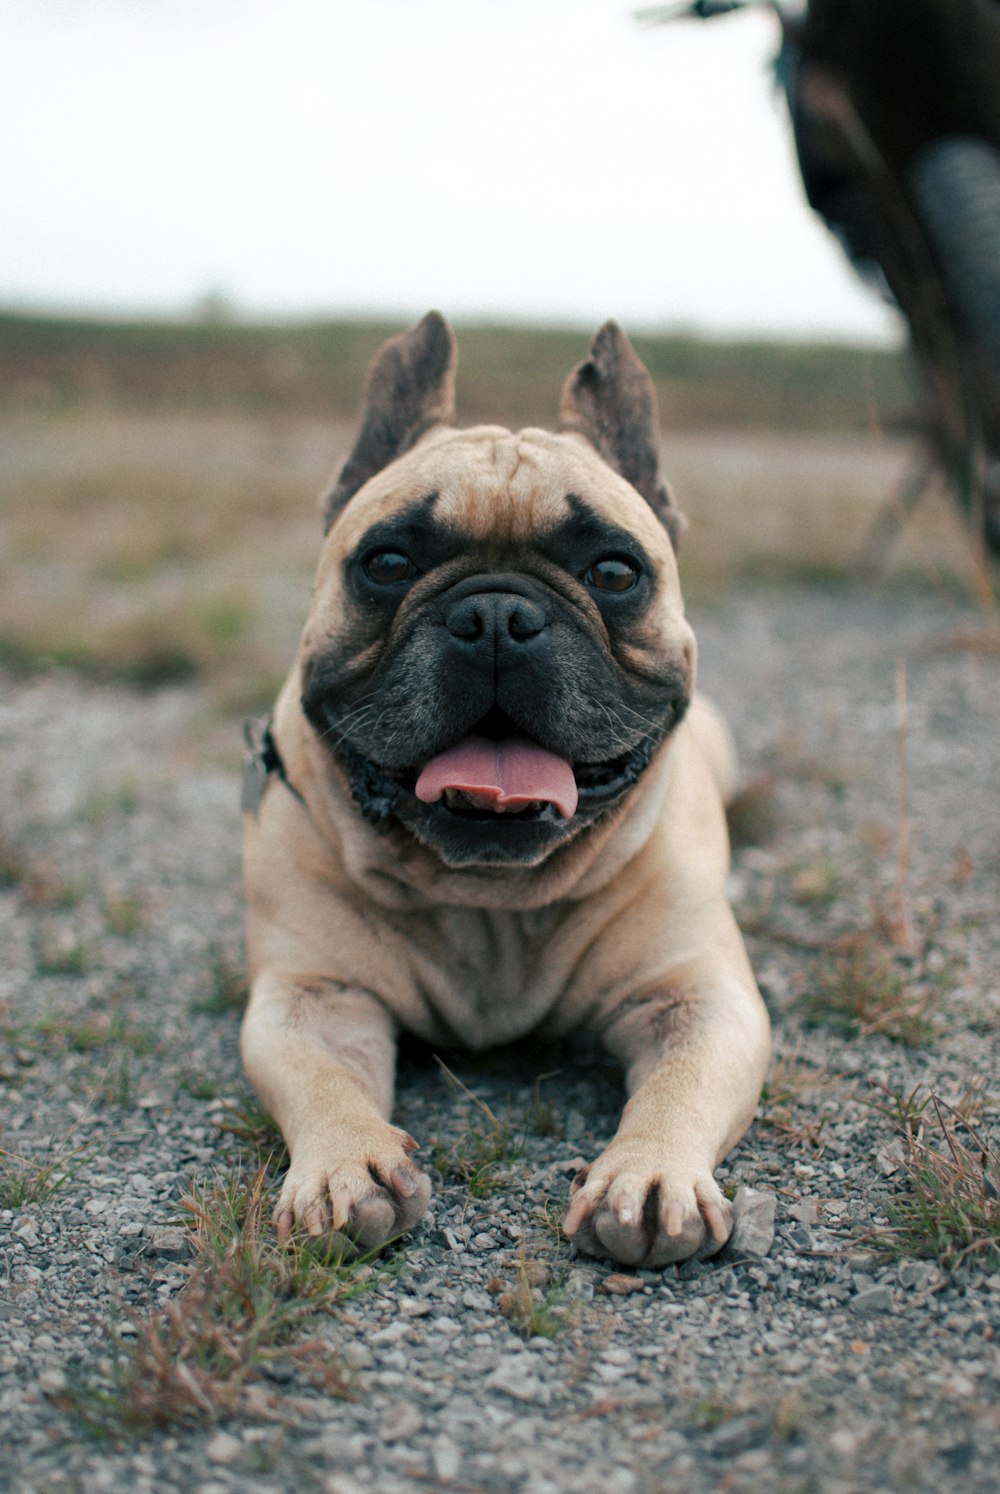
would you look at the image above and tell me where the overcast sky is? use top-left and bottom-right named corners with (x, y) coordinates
top-left (1, 0), bottom-right (901, 341)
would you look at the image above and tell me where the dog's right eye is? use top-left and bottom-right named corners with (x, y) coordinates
top-left (364, 550), bottom-right (418, 586)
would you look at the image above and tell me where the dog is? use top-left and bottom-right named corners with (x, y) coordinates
top-left (240, 313), bottom-right (770, 1269)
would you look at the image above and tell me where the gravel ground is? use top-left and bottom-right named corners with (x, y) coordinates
top-left (2, 581), bottom-right (999, 1494)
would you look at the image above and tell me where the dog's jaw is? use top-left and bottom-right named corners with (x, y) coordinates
top-left (328, 705), bottom-right (685, 870)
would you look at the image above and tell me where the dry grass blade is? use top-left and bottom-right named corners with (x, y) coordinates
top-left (873, 1086), bottom-right (1000, 1270)
top-left (431, 1058), bottom-right (523, 1197)
top-left (887, 657), bottom-right (917, 956)
top-left (803, 932), bottom-right (940, 1046)
top-left (0, 1140), bottom-right (91, 1208)
top-left (216, 1098), bottom-right (289, 1168)
top-left (497, 1253), bottom-right (578, 1340)
top-left (755, 1048), bottom-right (845, 1154)
top-left (60, 1166), bottom-right (365, 1436)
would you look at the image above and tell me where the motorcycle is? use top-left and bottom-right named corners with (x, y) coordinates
top-left (642, 0), bottom-right (1000, 558)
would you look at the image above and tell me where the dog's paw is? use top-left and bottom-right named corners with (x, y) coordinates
top-left (275, 1122), bottom-right (431, 1254)
top-left (562, 1142), bottom-right (732, 1268)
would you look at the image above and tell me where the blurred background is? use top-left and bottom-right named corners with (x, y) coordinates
top-left (0, 0), bottom-right (983, 711)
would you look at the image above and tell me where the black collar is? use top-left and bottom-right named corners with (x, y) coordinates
top-left (241, 717), bottom-right (304, 815)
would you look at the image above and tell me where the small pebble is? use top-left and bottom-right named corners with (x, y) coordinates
top-left (205, 1432), bottom-right (242, 1467)
top-left (599, 1273), bottom-right (645, 1295)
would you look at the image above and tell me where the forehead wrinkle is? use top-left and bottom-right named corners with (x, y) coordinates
top-left (516, 428), bottom-right (673, 560)
top-left (433, 430), bottom-right (571, 542)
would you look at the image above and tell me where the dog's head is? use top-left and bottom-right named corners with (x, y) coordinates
top-left (299, 312), bottom-right (695, 870)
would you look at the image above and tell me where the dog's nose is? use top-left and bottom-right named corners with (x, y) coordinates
top-left (444, 592), bottom-right (547, 644)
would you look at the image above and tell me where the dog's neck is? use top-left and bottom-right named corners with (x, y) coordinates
top-left (284, 716), bottom-right (681, 917)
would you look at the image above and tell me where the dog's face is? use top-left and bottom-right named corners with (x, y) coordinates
top-left (298, 314), bottom-right (695, 870)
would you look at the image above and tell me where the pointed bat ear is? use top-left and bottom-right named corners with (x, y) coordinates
top-left (559, 320), bottom-right (686, 549)
top-left (322, 311), bottom-right (458, 530)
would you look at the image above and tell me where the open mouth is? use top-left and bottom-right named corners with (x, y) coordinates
top-left (414, 732), bottom-right (579, 818)
top-left (338, 711), bottom-right (660, 829)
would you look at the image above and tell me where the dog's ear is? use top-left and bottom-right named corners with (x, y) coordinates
top-left (559, 321), bottom-right (685, 549)
top-left (322, 311), bottom-right (457, 530)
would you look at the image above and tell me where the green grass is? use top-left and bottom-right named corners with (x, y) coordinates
top-left (801, 934), bottom-right (941, 1047)
top-left (178, 1069), bottom-right (221, 1102)
top-left (527, 1076), bottom-right (564, 1140)
top-left (0, 836), bottom-right (81, 908)
top-left (194, 592), bottom-right (255, 645)
top-left (33, 936), bottom-right (94, 978)
top-left (99, 887), bottom-right (148, 936)
top-left (688, 1388), bottom-right (806, 1443)
top-left (0, 310), bottom-right (913, 433)
top-left (81, 781), bottom-right (140, 826)
top-left (430, 1061), bottom-right (524, 1198)
top-left (755, 1049), bottom-right (841, 1153)
top-left (0, 313), bottom-right (986, 711)
top-left (0, 1142), bottom-right (90, 1208)
top-left (497, 1255), bottom-right (578, 1340)
top-left (61, 1167), bottom-right (370, 1436)
top-left (0, 834), bottom-right (26, 890)
top-left (217, 1097), bottom-right (289, 1170)
top-left (431, 1107), bottom-right (521, 1198)
top-left (869, 1086), bottom-right (1000, 1270)
top-left (33, 1007), bottom-right (156, 1057)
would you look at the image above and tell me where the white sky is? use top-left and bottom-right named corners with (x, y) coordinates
top-left (1, 0), bottom-right (901, 341)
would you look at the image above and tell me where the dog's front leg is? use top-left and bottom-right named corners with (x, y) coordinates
top-left (241, 974), bottom-right (431, 1251)
top-left (564, 942), bottom-right (770, 1268)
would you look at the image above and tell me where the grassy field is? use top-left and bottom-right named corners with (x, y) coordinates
top-left (0, 313), bottom-right (990, 709)
top-left (0, 310), bottom-right (913, 431)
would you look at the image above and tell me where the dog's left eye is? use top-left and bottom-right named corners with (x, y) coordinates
top-left (364, 550), bottom-right (418, 585)
top-left (584, 556), bottom-right (640, 593)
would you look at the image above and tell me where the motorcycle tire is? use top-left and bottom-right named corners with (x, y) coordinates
top-left (907, 135), bottom-right (1000, 383)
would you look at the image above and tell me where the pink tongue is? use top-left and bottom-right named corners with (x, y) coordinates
top-left (415, 735), bottom-right (578, 818)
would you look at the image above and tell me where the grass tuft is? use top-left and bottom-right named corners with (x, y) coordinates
top-left (801, 933), bottom-right (940, 1046)
top-left (179, 1069), bottom-right (220, 1102)
top-left (498, 1254), bottom-right (578, 1340)
top-left (60, 1167), bottom-right (367, 1436)
top-left (81, 780), bottom-right (140, 825)
top-left (870, 1086), bottom-right (1000, 1270)
top-left (0, 1142), bottom-right (90, 1208)
top-left (217, 1098), bottom-right (289, 1170)
top-left (33, 935), bottom-right (94, 978)
top-left (0, 836), bottom-right (81, 907)
top-left (33, 1008), bottom-right (155, 1057)
top-left (756, 1048), bottom-right (841, 1153)
top-left (430, 1060), bottom-right (523, 1197)
top-left (688, 1387), bottom-right (806, 1443)
top-left (528, 1073), bottom-right (564, 1139)
top-left (99, 887), bottom-right (148, 936)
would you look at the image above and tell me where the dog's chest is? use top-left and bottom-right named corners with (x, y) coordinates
top-left (406, 906), bottom-right (569, 1049)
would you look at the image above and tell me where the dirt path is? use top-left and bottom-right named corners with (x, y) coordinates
top-left (2, 582), bottom-right (998, 1493)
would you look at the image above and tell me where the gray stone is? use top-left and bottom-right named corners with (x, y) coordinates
top-left (143, 1225), bottom-right (190, 1261)
top-left (485, 1355), bottom-right (552, 1405)
top-left (851, 1285), bottom-right (896, 1316)
top-left (727, 1186), bottom-right (777, 1258)
top-left (381, 1402), bottom-right (423, 1443)
top-left (897, 1260), bottom-right (940, 1290)
top-left (12, 1220), bottom-right (40, 1248)
top-left (707, 1413), bottom-right (767, 1457)
top-left (431, 1435), bottom-right (461, 1484)
top-left (205, 1431), bottom-right (242, 1466)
